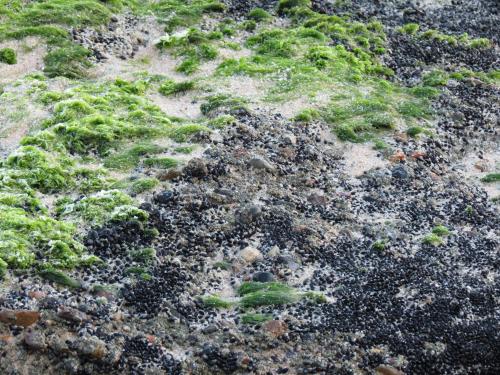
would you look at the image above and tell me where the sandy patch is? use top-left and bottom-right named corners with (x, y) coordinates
top-left (0, 37), bottom-right (45, 84)
top-left (460, 150), bottom-right (500, 198)
top-left (342, 143), bottom-right (389, 177)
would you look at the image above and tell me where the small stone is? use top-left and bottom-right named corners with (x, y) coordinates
top-left (155, 190), bottom-right (175, 204)
top-left (157, 168), bottom-right (182, 181)
top-left (307, 192), bottom-right (327, 205)
top-left (72, 336), bottom-right (107, 360)
top-left (236, 204), bottom-right (262, 225)
top-left (239, 246), bottom-right (263, 263)
top-left (282, 132), bottom-right (296, 145)
top-left (262, 320), bottom-right (288, 338)
top-left (248, 157), bottom-right (275, 172)
top-left (252, 272), bottom-right (274, 282)
top-left (183, 158), bottom-right (208, 178)
top-left (24, 331), bottom-right (47, 350)
top-left (268, 246), bottom-right (281, 258)
top-left (0, 310), bottom-right (40, 327)
top-left (375, 365), bottom-right (405, 375)
top-left (391, 165), bottom-right (409, 180)
top-left (389, 150), bottom-right (406, 162)
top-left (57, 306), bottom-right (88, 324)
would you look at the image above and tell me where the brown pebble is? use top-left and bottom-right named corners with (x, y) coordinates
top-left (262, 320), bottom-right (288, 338)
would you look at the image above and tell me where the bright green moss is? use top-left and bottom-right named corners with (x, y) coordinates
top-left (174, 146), bottom-right (195, 154)
top-left (200, 94), bottom-right (248, 116)
top-left (39, 268), bottom-right (81, 288)
top-left (0, 206), bottom-right (84, 268)
top-left (3, 146), bottom-right (75, 193)
top-left (130, 177), bottom-right (160, 194)
top-left (104, 144), bottom-right (164, 170)
top-left (170, 124), bottom-right (210, 142)
top-left (303, 291), bottom-right (327, 303)
top-left (208, 114), bottom-right (236, 129)
top-left (0, 258), bottom-right (7, 279)
top-left (0, 47), bottom-right (16, 64)
top-left (248, 8), bottom-right (271, 22)
top-left (406, 126), bottom-right (425, 137)
top-left (55, 190), bottom-right (145, 227)
top-left (295, 108), bottom-right (320, 122)
top-left (130, 247), bottom-right (156, 263)
top-left (481, 173), bottom-right (500, 183)
top-left (422, 233), bottom-right (444, 246)
top-left (159, 79), bottom-right (196, 96)
top-left (278, 0), bottom-right (311, 14)
top-left (396, 23), bottom-right (420, 35)
top-left (423, 70), bottom-right (449, 87)
top-left (203, 295), bottom-right (233, 309)
top-left (240, 289), bottom-right (299, 307)
top-left (432, 225), bottom-right (450, 236)
top-left (153, 0), bottom-right (226, 32)
top-left (372, 240), bottom-right (386, 251)
top-left (241, 313), bottom-right (272, 324)
top-left (238, 282), bottom-right (294, 296)
top-left (143, 157), bottom-right (179, 169)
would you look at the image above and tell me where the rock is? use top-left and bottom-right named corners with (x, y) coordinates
top-left (72, 336), bottom-right (107, 360)
top-left (235, 204), bottom-right (262, 225)
top-left (252, 272), bottom-right (274, 282)
top-left (24, 331), bottom-right (47, 350)
top-left (183, 158), bottom-right (208, 178)
top-left (391, 165), bottom-right (410, 180)
top-left (248, 157), bottom-right (275, 172)
top-left (307, 192), bottom-right (327, 205)
top-left (239, 246), bottom-right (263, 263)
top-left (155, 190), bottom-right (175, 204)
top-left (0, 309), bottom-right (40, 327)
top-left (157, 168), bottom-right (182, 181)
top-left (375, 365), bottom-right (405, 375)
top-left (262, 320), bottom-right (288, 338)
top-left (268, 246), bottom-right (281, 258)
top-left (57, 306), bottom-right (89, 324)
top-left (389, 150), bottom-right (406, 162)
top-left (282, 132), bottom-right (297, 145)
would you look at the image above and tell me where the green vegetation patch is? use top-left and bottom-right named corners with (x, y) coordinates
top-left (0, 47), bottom-right (16, 64)
top-left (481, 173), bottom-right (500, 183)
top-left (159, 79), bottom-right (196, 96)
top-left (396, 24), bottom-right (492, 49)
top-left (152, 0), bottom-right (226, 32)
top-left (241, 313), bottom-right (272, 324)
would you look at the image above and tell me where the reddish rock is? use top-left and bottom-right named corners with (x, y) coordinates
top-left (262, 320), bottom-right (288, 338)
top-left (411, 151), bottom-right (426, 159)
top-left (389, 150), bottom-right (406, 163)
top-left (28, 291), bottom-right (47, 300)
top-left (57, 306), bottom-right (88, 324)
top-left (0, 309), bottom-right (40, 327)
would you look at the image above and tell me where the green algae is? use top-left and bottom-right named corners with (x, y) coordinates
top-left (143, 157), bottom-right (179, 169)
top-left (39, 268), bottom-right (81, 288)
top-left (481, 173), bottom-right (500, 183)
top-left (55, 190), bottom-right (146, 227)
top-left (130, 178), bottom-right (160, 194)
top-left (104, 143), bottom-right (164, 170)
top-left (241, 313), bottom-right (272, 324)
top-left (0, 47), bottom-right (16, 64)
top-left (203, 295), bottom-right (234, 309)
top-left (159, 80), bottom-right (196, 96)
top-left (247, 8), bottom-right (272, 22)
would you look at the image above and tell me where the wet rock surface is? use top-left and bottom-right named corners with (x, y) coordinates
top-left (1, 1), bottom-right (499, 374)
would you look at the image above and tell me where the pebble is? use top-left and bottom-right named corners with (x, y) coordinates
top-left (248, 157), bottom-right (275, 172)
top-left (239, 247), bottom-right (263, 264)
top-left (252, 271), bottom-right (275, 282)
top-left (24, 331), bottom-right (47, 350)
